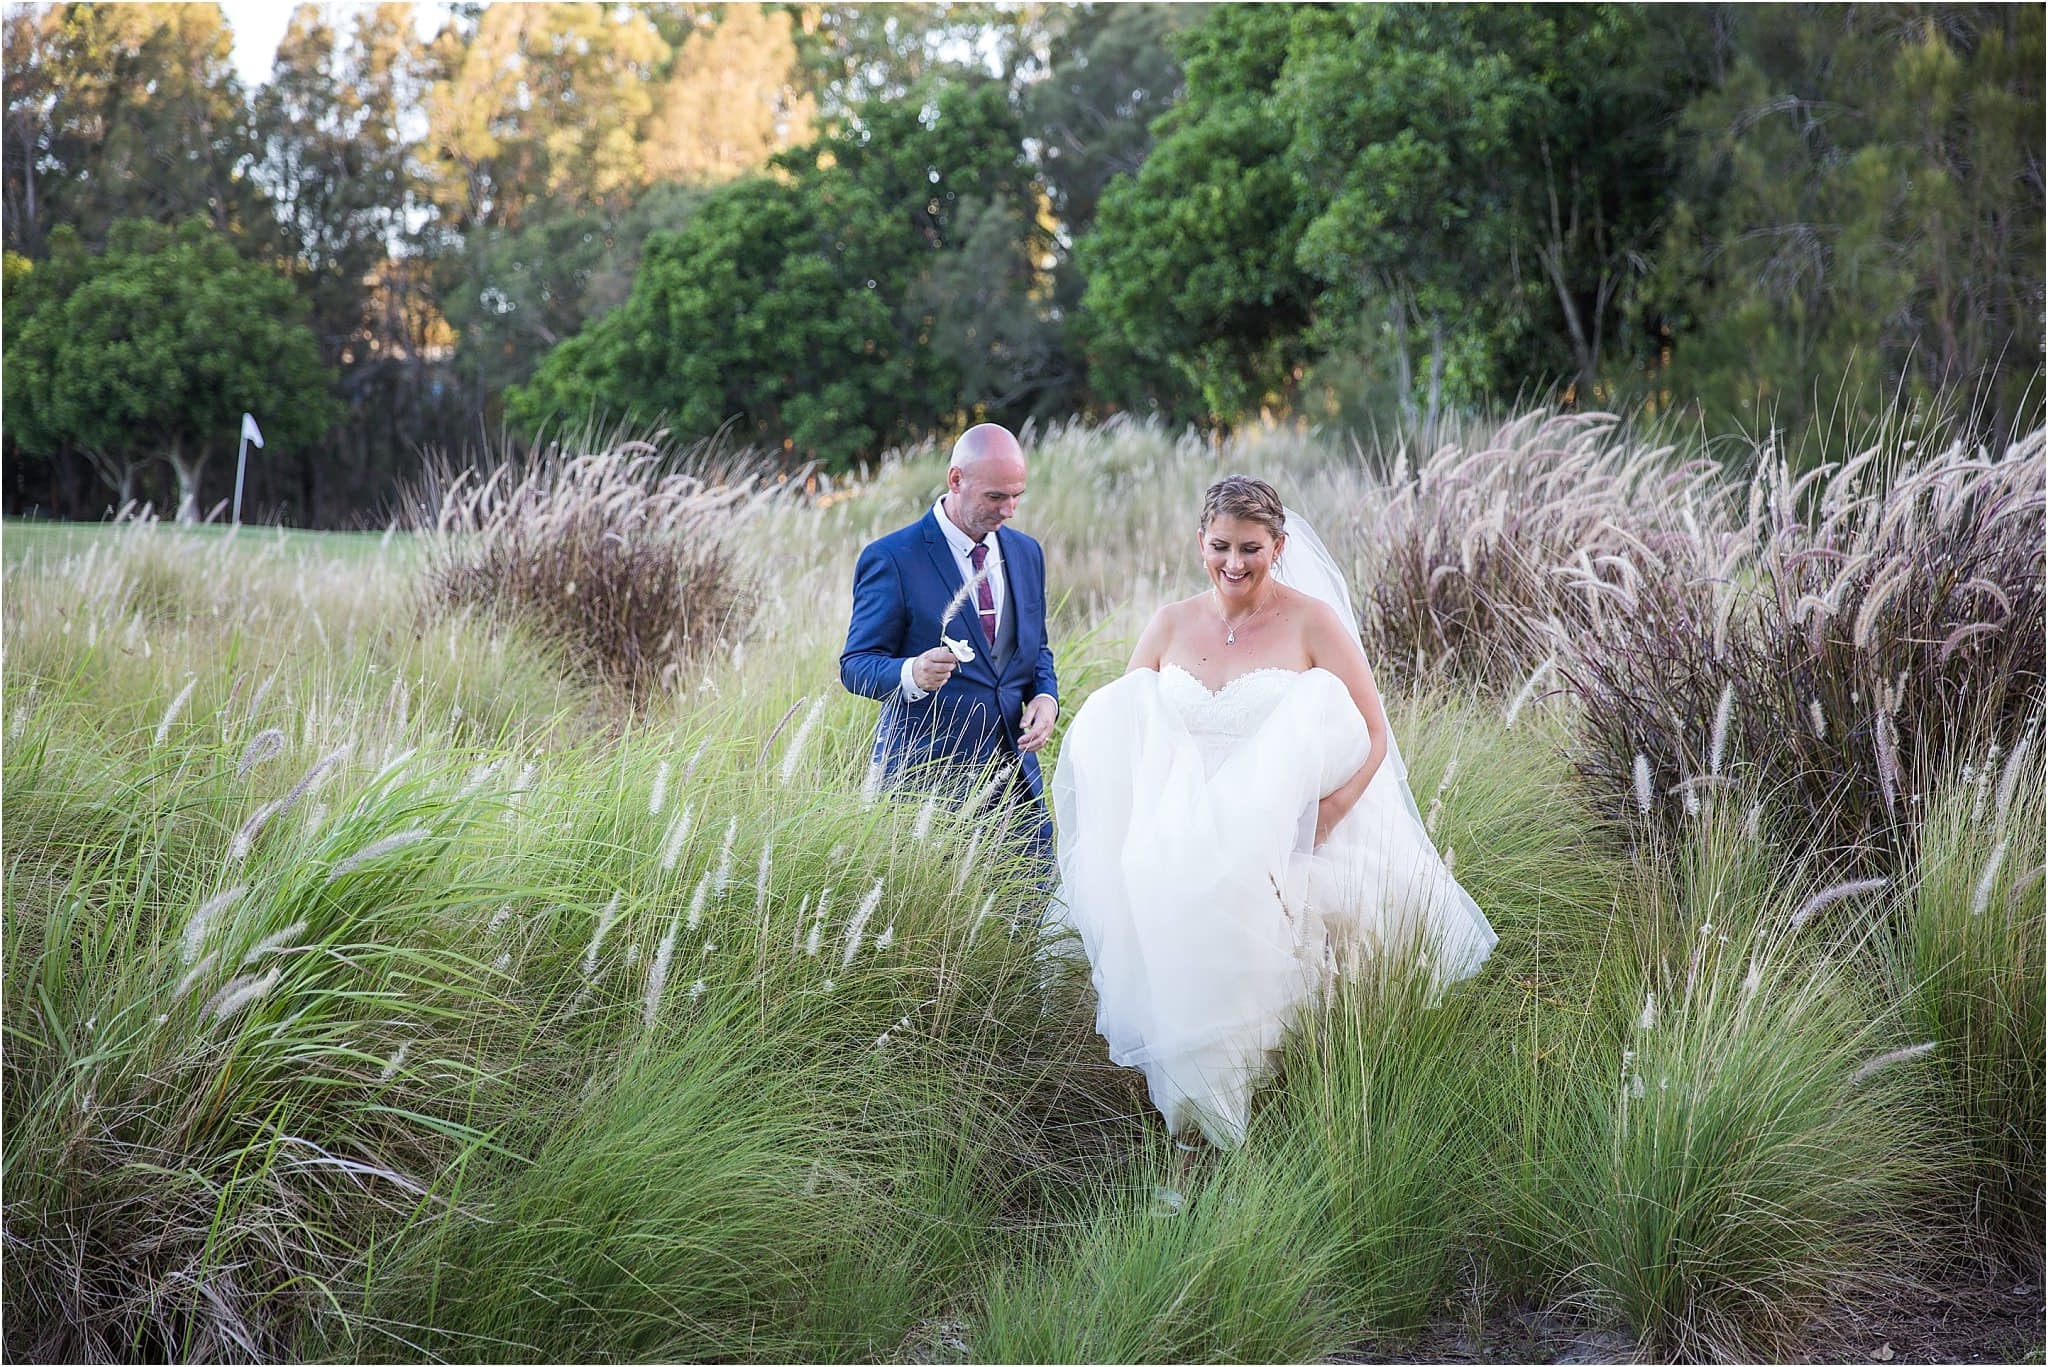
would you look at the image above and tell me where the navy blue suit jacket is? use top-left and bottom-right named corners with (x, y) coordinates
top-left (839, 509), bottom-right (1058, 802)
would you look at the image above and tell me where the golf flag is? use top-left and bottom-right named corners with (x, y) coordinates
top-left (241, 412), bottom-right (265, 449)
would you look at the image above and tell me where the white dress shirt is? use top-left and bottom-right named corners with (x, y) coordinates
top-left (900, 494), bottom-right (1006, 700)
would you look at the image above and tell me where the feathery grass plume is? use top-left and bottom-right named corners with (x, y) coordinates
top-left (1709, 683), bottom-right (1735, 776)
top-left (1808, 698), bottom-right (1827, 738)
top-left (778, 697), bottom-right (825, 784)
top-left (1994, 731), bottom-right (2035, 822)
top-left (951, 828), bottom-right (984, 899)
top-left (1791, 876), bottom-right (1893, 930)
top-left (936, 555), bottom-right (997, 648)
top-left (379, 1042), bottom-right (410, 1081)
top-left (171, 949), bottom-right (220, 1002)
top-left (789, 892), bottom-right (811, 953)
top-left (712, 818), bottom-right (736, 895)
top-left (1638, 990), bottom-right (1658, 1031)
top-left (205, 965), bottom-right (281, 1022)
top-left (1851, 560), bottom-right (1915, 652)
top-left (582, 893), bottom-right (625, 981)
top-left (1504, 655), bottom-right (1556, 730)
top-left (153, 676), bottom-right (197, 746)
top-left (326, 827), bottom-right (431, 882)
top-left (659, 804), bottom-right (695, 872)
top-left (753, 841), bottom-right (773, 930)
top-left (372, 746), bottom-right (418, 784)
top-left (1971, 840), bottom-right (2010, 916)
top-left (1851, 1040), bottom-right (1937, 1084)
top-left (966, 891), bottom-right (999, 947)
top-left (238, 742), bottom-right (352, 861)
top-left (456, 759), bottom-right (502, 800)
top-left (240, 920), bottom-right (306, 967)
top-left (487, 905), bottom-right (512, 934)
top-left (686, 875), bottom-right (711, 932)
top-left (645, 911), bottom-right (681, 1030)
top-left (860, 758), bottom-right (887, 806)
top-left (805, 888), bottom-right (831, 957)
top-left (236, 727), bottom-right (286, 778)
top-left (229, 800), bottom-right (281, 860)
top-left (874, 923), bottom-right (895, 953)
top-left (649, 759), bottom-right (671, 816)
top-left (1874, 709), bottom-right (1903, 814)
top-left (679, 734), bottom-right (711, 784)
top-left (1741, 957), bottom-right (1763, 1001)
top-left (689, 978), bottom-right (706, 1003)
top-left (912, 797), bottom-right (937, 844)
top-left (1633, 754), bottom-right (1653, 815)
top-left (840, 879), bottom-right (884, 966)
top-left (182, 885), bottom-right (247, 964)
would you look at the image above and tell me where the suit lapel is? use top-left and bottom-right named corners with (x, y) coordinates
top-left (994, 527), bottom-right (1035, 679)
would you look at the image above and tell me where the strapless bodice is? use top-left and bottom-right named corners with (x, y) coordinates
top-left (1160, 664), bottom-right (1310, 773)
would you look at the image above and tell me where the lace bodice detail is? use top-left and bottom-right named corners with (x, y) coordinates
top-left (1159, 664), bottom-right (1302, 774)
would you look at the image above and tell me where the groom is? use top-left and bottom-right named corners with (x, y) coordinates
top-left (839, 424), bottom-right (1058, 858)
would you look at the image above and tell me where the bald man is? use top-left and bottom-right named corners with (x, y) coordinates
top-left (839, 424), bottom-right (1059, 858)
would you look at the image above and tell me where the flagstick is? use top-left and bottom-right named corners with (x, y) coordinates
top-left (233, 429), bottom-right (249, 527)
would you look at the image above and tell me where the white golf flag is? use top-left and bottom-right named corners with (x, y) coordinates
top-left (241, 412), bottom-right (264, 448)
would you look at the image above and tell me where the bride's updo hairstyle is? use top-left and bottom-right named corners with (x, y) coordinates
top-left (1200, 475), bottom-right (1286, 540)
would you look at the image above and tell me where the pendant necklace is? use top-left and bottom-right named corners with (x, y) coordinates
top-left (1214, 588), bottom-right (1270, 646)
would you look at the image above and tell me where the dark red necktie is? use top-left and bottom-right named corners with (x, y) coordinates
top-left (968, 541), bottom-right (997, 647)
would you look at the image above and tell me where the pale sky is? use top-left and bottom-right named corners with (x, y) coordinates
top-left (218, 1), bottom-right (454, 89)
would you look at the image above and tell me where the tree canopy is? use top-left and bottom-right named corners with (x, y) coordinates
top-left (3, 218), bottom-right (340, 517)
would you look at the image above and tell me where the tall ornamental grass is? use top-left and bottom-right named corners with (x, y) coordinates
top-left (1503, 807), bottom-right (1945, 1361)
top-left (1564, 426), bottom-right (2045, 865)
top-left (423, 435), bottom-right (789, 701)
top-left (1894, 758), bottom-right (2046, 1267)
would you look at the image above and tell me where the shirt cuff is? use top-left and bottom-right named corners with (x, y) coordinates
top-left (899, 656), bottom-right (929, 702)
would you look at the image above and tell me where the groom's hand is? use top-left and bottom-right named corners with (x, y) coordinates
top-left (1018, 695), bottom-right (1058, 753)
top-left (911, 647), bottom-right (960, 692)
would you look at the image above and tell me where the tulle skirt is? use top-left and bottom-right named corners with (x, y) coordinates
top-left (1047, 667), bottom-right (1495, 1147)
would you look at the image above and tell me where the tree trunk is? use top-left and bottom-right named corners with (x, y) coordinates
top-left (167, 440), bottom-right (205, 523)
top-left (1425, 314), bottom-right (1446, 445)
top-left (1387, 290), bottom-right (1416, 425)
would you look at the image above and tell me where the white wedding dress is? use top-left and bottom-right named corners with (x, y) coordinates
top-left (1046, 526), bottom-right (1496, 1148)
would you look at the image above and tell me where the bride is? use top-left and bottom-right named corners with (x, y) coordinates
top-left (1047, 475), bottom-right (1496, 1148)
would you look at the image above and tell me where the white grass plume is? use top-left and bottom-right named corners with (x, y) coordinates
top-left (936, 555), bottom-right (997, 645)
top-left (912, 797), bottom-right (937, 844)
top-left (1709, 683), bottom-right (1735, 776)
top-left (182, 885), bottom-right (247, 964)
top-left (326, 828), bottom-right (431, 882)
top-left (1790, 876), bottom-right (1892, 929)
top-left (644, 911), bottom-right (680, 1030)
top-left (1851, 1040), bottom-right (1936, 1084)
top-left (649, 759), bottom-right (671, 816)
top-left (686, 874), bottom-right (710, 932)
top-left (659, 804), bottom-right (695, 871)
top-left (378, 1042), bottom-right (410, 1081)
top-left (1972, 841), bottom-right (2009, 916)
top-left (1637, 990), bottom-right (1657, 1031)
top-left (1503, 656), bottom-right (1555, 730)
top-left (241, 919), bottom-right (307, 967)
top-left (154, 677), bottom-right (197, 746)
top-left (206, 965), bottom-right (281, 1022)
top-left (779, 698), bottom-right (826, 784)
top-left (712, 818), bottom-right (736, 895)
top-left (237, 728), bottom-right (286, 778)
top-left (1994, 732), bottom-right (2035, 823)
top-left (1633, 753), bottom-right (1653, 815)
top-left (582, 893), bottom-right (625, 980)
top-left (841, 879), bottom-right (884, 966)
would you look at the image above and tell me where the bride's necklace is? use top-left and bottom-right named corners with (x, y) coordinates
top-left (1213, 587), bottom-right (1272, 646)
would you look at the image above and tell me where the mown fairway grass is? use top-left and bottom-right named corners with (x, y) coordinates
top-left (3, 415), bottom-right (2040, 1363)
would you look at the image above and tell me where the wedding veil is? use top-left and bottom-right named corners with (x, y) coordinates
top-left (1270, 508), bottom-right (1423, 824)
